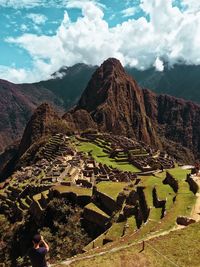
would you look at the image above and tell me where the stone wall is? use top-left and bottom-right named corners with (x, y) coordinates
top-left (93, 186), bottom-right (118, 215)
top-left (137, 186), bottom-right (150, 223)
top-left (20, 185), bottom-right (51, 199)
top-left (152, 187), bottom-right (166, 218)
top-left (83, 207), bottom-right (110, 227)
top-left (186, 174), bottom-right (199, 194)
top-left (163, 172), bottom-right (178, 193)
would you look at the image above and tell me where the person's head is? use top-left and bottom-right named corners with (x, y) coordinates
top-left (32, 234), bottom-right (41, 246)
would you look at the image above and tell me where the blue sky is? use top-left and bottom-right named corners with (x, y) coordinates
top-left (0, 0), bottom-right (144, 69)
top-left (0, 0), bottom-right (199, 83)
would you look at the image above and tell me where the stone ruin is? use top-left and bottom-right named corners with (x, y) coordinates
top-left (186, 174), bottom-right (199, 194)
top-left (152, 187), bottom-right (166, 218)
top-left (163, 172), bottom-right (179, 193)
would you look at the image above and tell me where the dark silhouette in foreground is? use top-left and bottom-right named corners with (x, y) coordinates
top-left (28, 234), bottom-right (49, 267)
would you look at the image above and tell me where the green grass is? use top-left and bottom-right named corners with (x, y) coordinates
top-left (167, 168), bottom-right (190, 180)
top-left (138, 169), bottom-right (196, 235)
top-left (140, 174), bottom-right (175, 212)
top-left (96, 182), bottom-right (127, 200)
top-left (65, 222), bottom-right (200, 267)
top-left (76, 141), bottom-right (140, 172)
top-left (125, 217), bottom-right (138, 235)
top-left (105, 222), bottom-right (126, 240)
top-left (53, 185), bottom-right (92, 196)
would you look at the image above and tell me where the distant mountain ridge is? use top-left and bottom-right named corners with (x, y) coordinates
top-left (1, 61), bottom-right (200, 153)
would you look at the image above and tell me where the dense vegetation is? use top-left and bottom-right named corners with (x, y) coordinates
top-left (0, 199), bottom-right (91, 266)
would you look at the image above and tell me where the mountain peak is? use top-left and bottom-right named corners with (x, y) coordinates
top-left (100, 58), bottom-right (125, 77)
top-left (77, 58), bottom-right (132, 112)
top-left (102, 57), bottom-right (123, 68)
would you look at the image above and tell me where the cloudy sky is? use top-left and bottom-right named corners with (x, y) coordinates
top-left (0, 0), bottom-right (200, 83)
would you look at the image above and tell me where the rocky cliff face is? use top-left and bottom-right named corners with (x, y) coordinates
top-left (18, 103), bottom-right (60, 157)
top-left (65, 58), bottom-right (200, 160)
top-left (70, 58), bottom-right (158, 146)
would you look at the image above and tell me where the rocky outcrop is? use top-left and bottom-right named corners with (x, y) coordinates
top-left (73, 58), bottom-right (158, 147)
top-left (176, 216), bottom-right (196, 226)
top-left (18, 103), bottom-right (60, 157)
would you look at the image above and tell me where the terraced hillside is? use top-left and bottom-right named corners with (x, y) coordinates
top-left (0, 133), bottom-right (199, 266)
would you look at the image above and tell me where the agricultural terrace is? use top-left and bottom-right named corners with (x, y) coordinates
top-left (76, 141), bottom-right (140, 172)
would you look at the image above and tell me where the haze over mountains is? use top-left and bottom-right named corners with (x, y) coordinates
top-left (1, 60), bottom-right (200, 153)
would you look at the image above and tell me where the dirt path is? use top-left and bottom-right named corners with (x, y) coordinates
top-left (190, 175), bottom-right (200, 221)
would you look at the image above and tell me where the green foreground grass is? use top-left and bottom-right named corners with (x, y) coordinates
top-left (59, 221), bottom-right (200, 267)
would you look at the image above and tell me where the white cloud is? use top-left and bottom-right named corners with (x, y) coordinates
top-left (182, 0), bottom-right (200, 12)
top-left (26, 13), bottom-right (47, 25)
top-left (154, 57), bottom-right (164, 71)
top-left (3, 0), bottom-right (200, 83)
top-left (0, 65), bottom-right (34, 83)
top-left (121, 7), bottom-right (137, 17)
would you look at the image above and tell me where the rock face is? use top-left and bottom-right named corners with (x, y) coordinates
top-left (0, 79), bottom-right (63, 153)
top-left (65, 58), bottom-right (200, 160)
top-left (18, 103), bottom-right (60, 157)
top-left (69, 58), bottom-right (158, 146)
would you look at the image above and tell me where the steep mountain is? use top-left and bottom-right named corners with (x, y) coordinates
top-left (0, 79), bottom-right (63, 153)
top-left (0, 64), bottom-right (95, 153)
top-left (1, 59), bottom-right (200, 156)
top-left (0, 103), bottom-right (61, 180)
top-left (64, 58), bottom-right (200, 161)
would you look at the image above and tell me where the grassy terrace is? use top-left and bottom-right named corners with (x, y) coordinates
top-left (85, 203), bottom-right (109, 218)
top-left (76, 141), bottom-right (140, 172)
top-left (32, 190), bottom-right (49, 201)
top-left (65, 222), bottom-right (200, 267)
top-left (105, 221), bottom-right (126, 241)
top-left (96, 181), bottom-right (127, 200)
top-left (53, 185), bottom-right (92, 196)
top-left (137, 169), bottom-right (196, 236)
